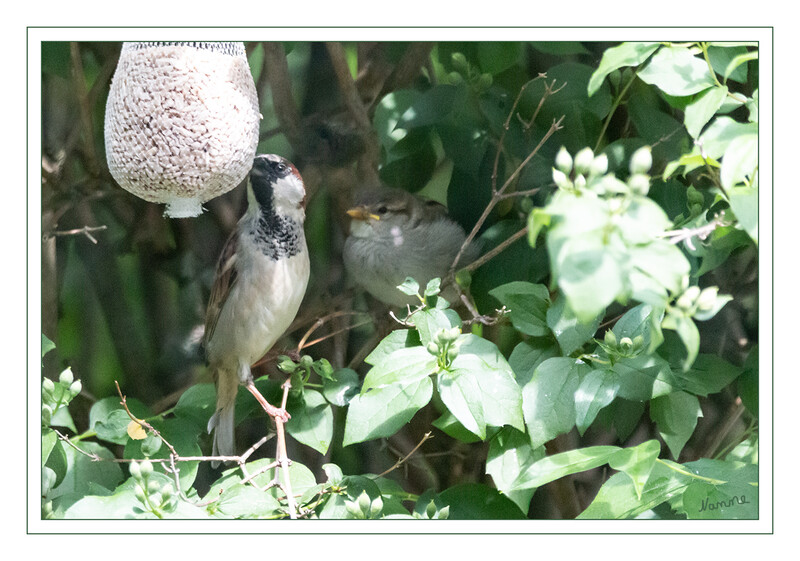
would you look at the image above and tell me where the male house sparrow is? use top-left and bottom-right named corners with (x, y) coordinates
top-left (343, 187), bottom-right (478, 308)
top-left (204, 154), bottom-right (310, 464)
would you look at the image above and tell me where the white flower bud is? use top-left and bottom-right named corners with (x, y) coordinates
top-left (555, 146), bottom-right (573, 174)
top-left (574, 147), bottom-right (595, 175)
top-left (589, 154), bottom-right (608, 177)
top-left (630, 146), bottom-right (653, 174)
top-left (552, 168), bottom-right (571, 190)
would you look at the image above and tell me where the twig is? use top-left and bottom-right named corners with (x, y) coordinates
top-left (44, 224), bottom-right (107, 244)
top-left (115, 381), bottom-right (179, 458)
top-left (449, 115), bottom-right (565, 277)
top-left (324, 41), bottom-right (381, 184)
top-left (274, 380), bottom-right (298, 519)
top-left (462, 225), bottom-right (529, 274)
top-left (659, 212), bottom-right (727, 251)
top-left (296, 310), bottom-right (370, 352)
top-left (377, 431), bottom-right (433, 478)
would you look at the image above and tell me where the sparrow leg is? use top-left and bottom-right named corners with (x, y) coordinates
top-left (245, 381), bottom-right (291, 423)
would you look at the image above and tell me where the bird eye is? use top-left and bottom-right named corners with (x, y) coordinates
top-left (377, 205), bottom-right (388, 215)
top-left (275, 163), bottom-right (287, 173)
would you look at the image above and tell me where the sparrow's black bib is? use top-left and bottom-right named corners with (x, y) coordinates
top-left (252, 211), bottom-right (304, 260)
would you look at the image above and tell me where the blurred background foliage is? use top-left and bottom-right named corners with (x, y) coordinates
top-left (40, 40), bottom-right (758, 517)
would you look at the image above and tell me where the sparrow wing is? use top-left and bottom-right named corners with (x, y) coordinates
top-left (204, 229), bottom-right (239, 348)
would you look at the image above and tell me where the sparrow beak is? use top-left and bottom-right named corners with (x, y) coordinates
top-left (346, 206), bottom-right (380, 221)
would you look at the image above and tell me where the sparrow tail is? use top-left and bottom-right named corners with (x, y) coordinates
top-left (207, 368), bottom-right (239, 468)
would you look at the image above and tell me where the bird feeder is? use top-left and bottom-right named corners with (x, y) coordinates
top-left (104, 42), bottom-right (261, 218)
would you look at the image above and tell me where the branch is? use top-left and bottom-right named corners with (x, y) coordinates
top-left (324, 42), bottom-right (380, 184)
top-left (377, 431), bottom-right (433, 478)
top-left (43, 224), bottom-right (107, 244)
top-left (659, 212), bottom-right (728, 251)
top-left (262, 42), bottom-right (302, 148)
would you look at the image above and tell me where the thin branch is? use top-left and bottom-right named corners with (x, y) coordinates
top-left (462, 225), bottom-right (529, 274)
top-left (44, 224), bottom-right (107, 244)
top-left (274, 380), bottom-right (298, 519)
top-left (377, 431), bottom-right (433, 478)
top-left (324, 42), bottom-right (381, 183)
top-left (659, 212), bottom-right (728, 251)
top-left (449, 115), bottom-right (564, 277)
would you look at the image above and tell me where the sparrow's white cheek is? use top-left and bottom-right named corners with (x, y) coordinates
top-left (390, 226), bottom-right (404, 247)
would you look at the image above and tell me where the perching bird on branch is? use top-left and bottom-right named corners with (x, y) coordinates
top-left (204, 154), bottom-right (310, 466)
top-left (343, 187), bottom-right (479, 308)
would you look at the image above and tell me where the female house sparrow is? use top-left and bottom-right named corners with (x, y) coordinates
top-left (343, 187), bottom-right (479, 308)
top-left (204, 154), bottom-right (310, 464)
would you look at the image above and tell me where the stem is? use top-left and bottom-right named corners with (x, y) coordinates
top-left (594, 68), bottom-right (638, 153)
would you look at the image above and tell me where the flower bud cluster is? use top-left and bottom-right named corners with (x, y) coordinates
top-left (552, 146), bottom-right (653, 197)
top-left (427, 327), bottom-right (463, 369)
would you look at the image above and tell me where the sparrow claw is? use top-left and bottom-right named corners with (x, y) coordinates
top-left (267, 405), bottom-right (291, 424)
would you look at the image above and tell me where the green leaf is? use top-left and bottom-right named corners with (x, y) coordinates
top-left (365, 329), bottom-right (421, 366)
top-left (628, 242), bottom-right (690, 307)
top-left (173, 384), bottom-right (216, 429)
top-left (486, 427), bottom-right (546, 513)
top-left (531, 41), bottom-right (590, 56)
top-left (396, 277), bottom-right (420, 296)
top-left (42, 333), bottom-right (56, 358)
top-left (721, 51), bottom-right (757, 84)
top-left (575, 369), bottom-right (620, 435)
top-left (343, 377), bottom-right (433, 446)
top-left (123, 417), bottom-right (202, 490)
top-left (437, 368), bottom-right (486, 439)
top-left (674, 354), bottom-right (743, 397)
top-left (49, 441), bottom-right (124, 506)
top-left (395, 84), bottom-right (465, 130)
top-left (477, 42), bottom-right (521, 74)
top-left (546, 293), bottom-right (602, 356)
top-left (508, 339), bottom-right (560, 386)
top-left (432, 410), bottom-right (483, 443)
top-left (638, 46), bottom-right (716, 96)
top-left (650, 391), bottom-right (702, 460)
top-left (515, 445), bottom-right (622, 491)
top-left (721, 133), bottom-right (758, 191)
top-left (489, 281), bottom-right (550, 337)
top-left (437, 483), bottom-right (527, 519)
top-left (452, 350), bottom-right (524, 432)
top-left (727, 186), bottom-right (758, 244)
top-left (579, 459), bottom-right (690, 519)
top-left (555, 233), bottom-right (625, 322)
top-left (361, 346), bottom-right (438, 392)
top-left (608, 440), bottom-right (662, 500)
top-left (616, 196), bottom-right (672, 245)
top-left (696, 116), bottom-right (758, 160)
top-left (613, 353), bottom-right (680, 401)
top-left (522, 357), bottom-right (587, 448)
top-left (94, 409), bottom-right (137, 445)
top-left (322, 368), bottom-right (360, 407)
top-left (671, 459), bottom-right (758, 520)
top-left (214, 484), bottom-right (282, 518)
top-left (706, 45), bottom-right (751, 84)
top-left (684, 86), bottom-right (728, 139)
top-left (662, 311), bottom-right (700, 371)
top-left (588, 42), bottom-right (660, 96)
top-left (410, 307), bottom-right (460, 345)
top-left (286, 389), bottom-right (333, 455)
top-left (611, 303), bottom-right (665, 353)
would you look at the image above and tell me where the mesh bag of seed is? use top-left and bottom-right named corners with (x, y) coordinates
top-left (104, 42), bottom-right (261, 218)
